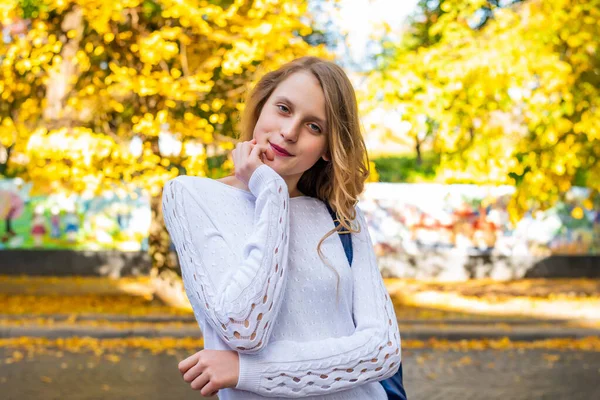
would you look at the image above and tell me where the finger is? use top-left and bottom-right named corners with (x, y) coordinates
top-left (235, 141), bottom-right (249, 159)
top-left (178, 353), bottom-right (200, 374)
top-left (201, 381), bottom-right (219, 397)
top-left (249, 143), bottom-right (263, 161)
top-left (183, 361), bottom-right (204, 383)
top-left (254, 144), bottom-right (275, 161)
top-left (242, 141), bottom-right (254, 157)
top-left (232, 143), bottom-right (243, 167)
top-left (235, 141), bottom-right (253, 164)
top-left (264, 146), bottom-right (275, 161)
top-left (190, 371), bottom-right (211, 391)
top-left (240, 142), bottom-right (254, 160)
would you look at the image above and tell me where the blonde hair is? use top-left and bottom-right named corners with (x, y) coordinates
top-left (237, 56), bottom-right (370, 301)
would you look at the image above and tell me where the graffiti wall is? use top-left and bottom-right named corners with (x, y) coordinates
top-left (1, 178), bottom-right (598, 256)
top-left (358, 183), bottom-right (600, 258)
top-left (0, 179), bottom-right (151, 251)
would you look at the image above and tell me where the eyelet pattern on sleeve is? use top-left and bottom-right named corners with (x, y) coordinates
top-left (161, 166), bottom-right (290, 353)
top-left (235, 206), bottom-right (402, 397)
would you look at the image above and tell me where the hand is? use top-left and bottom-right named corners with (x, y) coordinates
top-left (232, 135), bottom-right (275, 186)
top-left (179, 349), bottom-right (240, 397)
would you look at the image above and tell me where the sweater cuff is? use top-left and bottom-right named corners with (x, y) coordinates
top-left (248, 164), bottom-right (284, 197)
top-left (235, 353), bottom-right (262, 393)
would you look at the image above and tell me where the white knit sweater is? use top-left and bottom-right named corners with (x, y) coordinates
top-left (162, 164), bottom-right (401, 399)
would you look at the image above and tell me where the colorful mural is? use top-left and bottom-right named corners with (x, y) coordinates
top-left (1, 178), bottom-right (598, 255)
top-left (0, 179), bottom-right (151, 251)
top-left (358, 183), bottom-right (600, 258)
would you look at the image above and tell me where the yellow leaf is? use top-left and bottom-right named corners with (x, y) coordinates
top-left (571, 207), bottom-right (584, 219)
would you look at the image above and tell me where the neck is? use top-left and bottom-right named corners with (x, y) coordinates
top-left (282, 173), bottom-right (304, 198)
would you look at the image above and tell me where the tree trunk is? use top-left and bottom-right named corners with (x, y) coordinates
top-left (415, 139), bottom-right (422, 167)
top-left (6, 216), bottom-right (14, 235)
top-left (0, 145), bottom-right (13, 176)
top-left (148, 187), bottom-right (191, 309)
top-left (147, 134), bottom-right (190, 309)
top-left (148, 188), bottom-right (177, 273)
top-left (44, 6), bottom-right (83, 128)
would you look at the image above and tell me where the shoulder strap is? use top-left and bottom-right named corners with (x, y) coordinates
top-left (324, 202), bottom-right (353, 266)
top-left (326, 204), bottom-right (406, 397)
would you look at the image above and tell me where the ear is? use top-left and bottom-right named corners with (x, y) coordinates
top-left (321, 153), bottom-right (330, 162)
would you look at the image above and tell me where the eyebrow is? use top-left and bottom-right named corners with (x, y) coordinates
top-left (273, 95), bottom-right (328, 129)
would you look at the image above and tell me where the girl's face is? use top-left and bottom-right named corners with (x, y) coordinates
top-left (253, 71), bottom-right (329, 178)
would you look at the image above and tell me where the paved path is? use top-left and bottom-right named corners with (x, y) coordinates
top-left (3, 313), bottom-right (600, 341)
top-left (1, 347), bottom-right (599, 399)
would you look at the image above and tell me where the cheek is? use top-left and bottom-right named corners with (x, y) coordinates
top-left (252, 127), bottom-right (265, 142)
top-left (302, 138), bottom-right (327, 160)
top-left (252, 120), bottom-right (264, 140)
top-left (253, 109), bottom-right (278, 139)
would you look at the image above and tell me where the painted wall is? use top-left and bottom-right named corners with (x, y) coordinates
top-left (0, 180), bottom-right (150, 251)
top-left (359, 183), bottom-right (600, 258)
top-left (1, 179), bottom-right (598, 257)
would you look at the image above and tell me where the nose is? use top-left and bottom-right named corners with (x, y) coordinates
top-left (280, 119), bottom-right (301, 143)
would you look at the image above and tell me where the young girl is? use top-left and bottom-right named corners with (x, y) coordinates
top-left (162, 56), bottom-right (402, 399)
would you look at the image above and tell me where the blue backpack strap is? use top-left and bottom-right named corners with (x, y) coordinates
top-left (324, 201), bottom-right (407, 400)
top-left (324, 202), bottom-right (353, 266)
top-left (380, 365), bottom-right (408, 400)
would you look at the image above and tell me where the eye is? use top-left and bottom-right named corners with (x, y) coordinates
top-left (308, 123), bottom-right (322, 133)
top-left (277, 104), bottom-right (290, 113)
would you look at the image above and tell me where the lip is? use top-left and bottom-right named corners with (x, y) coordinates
top-left (269, 142), bottom-right (293, 157)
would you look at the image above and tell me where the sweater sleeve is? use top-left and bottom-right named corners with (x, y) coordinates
top-left (161, 164), bottom-right (290, 354)
top-left (234, 206), bottom-right (401, 397)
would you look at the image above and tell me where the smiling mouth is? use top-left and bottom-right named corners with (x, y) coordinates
top-left (269, 142), bottom-right (293, 157)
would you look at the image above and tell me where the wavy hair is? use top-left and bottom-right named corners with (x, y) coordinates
top-left (237, 56), bottom-right (370, 301)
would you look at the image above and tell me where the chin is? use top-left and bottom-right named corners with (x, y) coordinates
top-left (264, 161), bottom-right (288, 176)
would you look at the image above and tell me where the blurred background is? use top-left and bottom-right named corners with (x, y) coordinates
top-left (0, 0), bottom-right (599, 399)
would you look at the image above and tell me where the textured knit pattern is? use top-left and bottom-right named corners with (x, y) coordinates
top-left (162, 164), bottom-right (401, 399)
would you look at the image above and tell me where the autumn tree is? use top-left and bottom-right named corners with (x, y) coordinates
top-left (363, 0), bottom-right (600, 221)
top-left (0, 0), bottom-right (328, 301)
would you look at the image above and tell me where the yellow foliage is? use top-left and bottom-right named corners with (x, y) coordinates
top-left (367, 161), bottom-right (379, 183)
top-left (1, 0), bottom-right (328, 199)
top-left (362, 0), bottom-right (600, 220)
top-left (0, 336), bottom-right (599, 354)
top-left (0, 294), bottom-right (190, 316)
